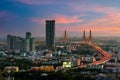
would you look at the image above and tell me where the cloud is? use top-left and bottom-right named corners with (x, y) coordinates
top-left (54, 14), bottom-right (84, 24)
top-left (31, 5), bottom-right (120, 37)
top-left (56, 25), bottom-right (120, 37)
top-left (32, 14), bottom-right (84, 24)
top-left (3, 0), bottom-right (120, 37)
top-left (12, 0), bottom-right (53, 5)
top-left (67, 2), bottom-right (120, 15)
top-left (86, 8), bottom-right (120, 26)
top-left (55, 7), bottom-right (120, 37)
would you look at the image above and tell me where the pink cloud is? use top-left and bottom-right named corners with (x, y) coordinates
top-left (54, 14), bottom-right (84, 24)
top-left (32, 14), bottom-right (84, 24)
top-left (32, 9), bottom-right (120, 37)
top-left (68, 2), bottom-right (119, 15)
top-left (56, 25), bottom-right (120, 37)
top-left (86, 9), bottom-right (120, 27)
top-left (12, 0), bottom-right (53, 5)
top-left (55, 12), bottom-right (120, 36)
top-left (31, 4), bottom-right (120, 37)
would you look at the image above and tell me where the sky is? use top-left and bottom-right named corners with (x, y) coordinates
top-left (1, 0), bottom-right (120, 38)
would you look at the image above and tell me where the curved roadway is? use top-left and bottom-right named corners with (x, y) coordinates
top-left (87, 42), bottom-right (111, 65)
top-left (71, 42), bottom-right (111, 68)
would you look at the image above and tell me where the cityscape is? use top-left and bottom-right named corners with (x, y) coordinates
top-left (1, 0), bottom-right (120, 80)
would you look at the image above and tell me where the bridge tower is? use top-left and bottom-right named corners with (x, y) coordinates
top-left (82, 30), bottom-right (86, 43)
top-left (63, 30), bottom-right (68, 42)
top-left (62, 30), bottom-right (71, 47)
top-left (88, 30), bottom-right (93, 43)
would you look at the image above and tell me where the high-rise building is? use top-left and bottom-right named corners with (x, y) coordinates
top-left (46, 20), bottom-right (55, 49)
top-left (26, 32), bottom-right (31, 51)
top-left (30, 38), bottom-right (36, 51)
top-left (26, 38), bottom-right (30, 51)
top-left (26, 32), bottom-right (31, 39)
top-left (7, 35), bottom-right (13, 50)
top-left (7, 35), bottom-right (25, 53)
top-left (25, 32), bottom-right (35, 51)
top-left (7, 33), bottom-right (35, 52)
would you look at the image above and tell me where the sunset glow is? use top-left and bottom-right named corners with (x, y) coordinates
top-left (1, 0), bottom-right (120, 37)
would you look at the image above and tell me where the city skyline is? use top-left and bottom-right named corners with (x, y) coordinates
top-left (1, 0), bottom-right (120, 37)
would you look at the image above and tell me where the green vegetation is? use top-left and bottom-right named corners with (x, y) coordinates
top-left (9, 68), bottom-right (100, 80)
top-left (78, 44), bottom-right (95, 55)
top-left (0, 58), bottom-right (33, 70)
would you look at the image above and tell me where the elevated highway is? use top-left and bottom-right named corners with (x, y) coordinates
top-left (70, 42), bottom-right (111, 68)
top-left (87, 42), bottom-right (111, 65)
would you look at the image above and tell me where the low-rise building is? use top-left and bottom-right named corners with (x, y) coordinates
top-left (87, 64), bottom-right (104, 69)
top-left (63, 62), bottom-right (72, 68)
top-left (4, 66), bottom-right (19, 73)
top-left (31, 65), bottom-right (54, 71)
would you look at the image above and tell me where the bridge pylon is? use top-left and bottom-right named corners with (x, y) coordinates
top-left (82, 30), bottom-right (87, 43)
top-left (88, 30), bottom-right (93, 43)
top-left (63, 30), bottom-right (69, 42)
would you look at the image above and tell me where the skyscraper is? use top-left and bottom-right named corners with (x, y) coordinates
top-left (7, 35), bottom-right (25, 53)
top-left (25, 32), bottom-right (35, 51)
top-left (26, 32), bottom-right (31, 51)
top-left (7, 35), bottom-right (13, 50)
top-left (30, 38), bottom-right (36, 51)
top-left (46, 20), bottom-right (55, 49)
top-left (26, 32), bottom-right (31, 39)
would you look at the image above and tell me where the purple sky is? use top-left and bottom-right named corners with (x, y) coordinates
top-left (1, 0), bottom-right (120, 38)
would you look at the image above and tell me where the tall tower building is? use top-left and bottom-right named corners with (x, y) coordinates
top-left (46, 20), bottom-right (55, 49)
top-left (7, 35), bottom-right (13, 50)
top-left (26, 32), bottom-right (31, 51)
top-left (30, 38), bottom-right (36, 51)
top-left (25, 32), bottom-right (35, 52)
top-left (26, 32), bottom-right (31, 39)
top-left (7, 35), bottom-right (25, 53)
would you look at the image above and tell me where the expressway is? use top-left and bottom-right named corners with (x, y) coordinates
top-left (70, 42), bottom-right (111, 68)
top-left (87, 42), bottom-right (111, 65)
top-left (70, 41), bottom-right (111, 68)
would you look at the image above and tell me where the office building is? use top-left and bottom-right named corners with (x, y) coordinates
top-left (46, 20), bottom-right (55, 49)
